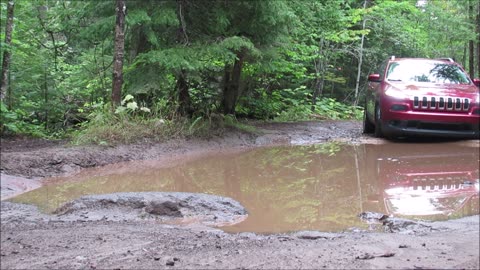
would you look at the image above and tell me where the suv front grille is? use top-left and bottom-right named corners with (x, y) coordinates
top-left (403, 120), bottom-right (473, 131)
top-left (411, 176), bottom-right (471, 191)
top-left (413, 96), bottom-right (470, 111)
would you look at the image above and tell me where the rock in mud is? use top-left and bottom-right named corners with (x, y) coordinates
top-left (293, 231), bottom-right (342, 240)
top-left (52, 192), bottom-right (248, 226)
top-left (358, 211), bottom-right (389, 223)
top-left (145, 201), bottom-right (182, 217)
top-left (382, 217), bottom-right (434, 234)
top-left (358, 211), bottom-right (437, 234)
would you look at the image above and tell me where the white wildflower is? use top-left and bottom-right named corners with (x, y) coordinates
top-left (126, 101), bottom-right (138, 111)
top-left (140, 107), bottom-right (151, 113)
top-left (121, 94), bottom-right (134, 105)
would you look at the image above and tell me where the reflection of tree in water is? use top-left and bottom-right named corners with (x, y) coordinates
top-left (11, 143), bottom-right (373, 232)
top-left (228, 143), bottom-right (366, 231)
top-left (11, 142), bottom-right (479, 233)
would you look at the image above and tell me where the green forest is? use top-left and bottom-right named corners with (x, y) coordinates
top-left (1, 0), bottom-right (479, 143)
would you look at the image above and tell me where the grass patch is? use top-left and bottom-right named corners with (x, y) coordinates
top-left (73, 116), bottom-right (181, 145)
top-left (224, 115), bottom-right (259, 134)
top-left (72, 106), bottom-right (260, 146)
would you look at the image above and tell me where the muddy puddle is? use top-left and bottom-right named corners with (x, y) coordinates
top-left (9, 141), bottom-right (480, 233)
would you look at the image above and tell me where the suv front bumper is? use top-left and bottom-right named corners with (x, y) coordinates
top-left (382, 119), bottom-right (480, 138)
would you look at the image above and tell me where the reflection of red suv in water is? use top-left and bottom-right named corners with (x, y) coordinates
top-left (364, 57), bottom-right (480, 138)
top-left (363, 143), bottom-right (479, 219)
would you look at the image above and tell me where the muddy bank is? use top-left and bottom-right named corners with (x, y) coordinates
top-left (1, 199), bottom-right (478, 269)
top-left (1, 120), bottom-right (479, 269)
top-left (0, 121), bottom-right (363, 179)
top-left (0, 173), bottom-right (41, 200)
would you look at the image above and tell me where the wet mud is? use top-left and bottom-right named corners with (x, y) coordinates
top-left (52, 192), bottom-right (247, 226)
top-left (1, 120), bottom-right (479, 269)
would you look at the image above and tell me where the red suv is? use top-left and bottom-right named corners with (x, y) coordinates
top-left (364, 57), bottom-right (480, 139)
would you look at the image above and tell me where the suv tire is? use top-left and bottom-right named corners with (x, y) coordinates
top-left (374, 104), bottom-right (383, 138)
top-left (363, 107), bottom-right (374, 134)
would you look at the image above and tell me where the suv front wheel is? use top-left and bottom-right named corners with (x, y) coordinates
top-left (363, 107), bottom-right (375, 134)
top-left (374, 104), bottom-right (383, 138)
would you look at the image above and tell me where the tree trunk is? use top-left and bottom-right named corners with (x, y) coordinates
top-left (176, 70), bottom-right (192, 116)
top-left (354, 0), bottom-right (368, 107)
top-left (101, 41), bottom-right (109, 103)
top-left (477, 0), bottom-right (480, 78)
top-left (134, 28), bottom-right (148, 58)
top-left (112, 0), bottom-right (126, 107)
top-left (468, 2), bottom-right (475, 79)
top-left (174, 0), bottom-right (191, 116)
top-left (37, 5), bottom-right (59, 71)
top-left (44, 66), bottom-right (48, 130)
top-left (222, 49), bottom-right (245, 115)
top-left (0, 0), bottom-right (15, 102)
top-left (176, 0), bottom-right (189, 45)
top-left (311, 38), bottom-right (325, 112)
top-left (311, 75), bottom-right (324, 112)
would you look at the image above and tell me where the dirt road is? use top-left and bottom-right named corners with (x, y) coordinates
top-left (1, 120), bottom-right (479, 269)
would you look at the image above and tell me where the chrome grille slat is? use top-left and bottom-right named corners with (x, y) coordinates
top-left (447, 98), bottom-right (453, 110)
top-left (414, 97), bottom-right (419, 107)
top-left (439, 97), bottom-right (445, 109)
top-left (422, 97), bottom-right (428, 108)
top-left (455, 98), bottom-right (461, 110)
top-left (412, 96), bottom-right (471, 111)
top-left (430, 97), bottom-right (436, 109)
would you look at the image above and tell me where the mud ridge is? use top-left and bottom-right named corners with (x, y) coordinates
top-left (52, 192), bottom-right (247, 226)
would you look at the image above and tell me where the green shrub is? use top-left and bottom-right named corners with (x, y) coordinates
top-left (273, 104), bottom-right (312, 122)
top-left (0, 102), bottom-right (48, 138)
top-left (237, 85), bottom-right (362, 122)
top-left (312, 98), bottom-right (363, 120)
top-left (72, 96), bottom-right (239, 145)
top-left (273, 97), bottom-right (363, 122)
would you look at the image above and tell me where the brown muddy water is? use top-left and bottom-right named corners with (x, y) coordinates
top-left (10, 142), bottom-right (480, 233)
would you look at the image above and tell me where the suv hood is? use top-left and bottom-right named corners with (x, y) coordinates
top-left (387, 82), bottom-right (479, 99)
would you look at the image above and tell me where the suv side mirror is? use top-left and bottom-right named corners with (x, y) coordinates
top-left (368, 74), bottom-right (381, 82)
top-left (473, 78), bottom-right (480, 87)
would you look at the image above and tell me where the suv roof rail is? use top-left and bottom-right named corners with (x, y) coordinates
top-left (437, 57), bottom-right (455, 62)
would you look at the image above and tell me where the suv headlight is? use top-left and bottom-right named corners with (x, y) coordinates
top-left (385, 88), bottom-right (407, 99)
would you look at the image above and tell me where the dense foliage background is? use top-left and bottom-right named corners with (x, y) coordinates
top-left (1, 0), bottom-right (479, 142)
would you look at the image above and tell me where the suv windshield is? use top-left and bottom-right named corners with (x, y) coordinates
top-left (386, 61), bottom-right (471, 84)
